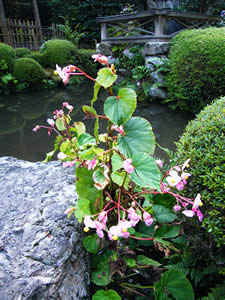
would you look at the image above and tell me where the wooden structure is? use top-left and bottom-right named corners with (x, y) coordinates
top-left (0, 19), bottom-right (64, 50)
top-left (96, 9), bottom-right (223, 44)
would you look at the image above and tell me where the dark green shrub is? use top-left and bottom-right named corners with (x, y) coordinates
top-left (74, 49), bottom-right (97, 77)
top-left (13, 57), bottom-right (46, 84)
top-left (165, 27), bottom-right (225, 113)
top-left (175, 97), bottom-right (225, 246)
top-left (26, 51), bottom-right (48, 68)
top-left (40, 39), bottom-right (78, 68)
top-left (15, 47), bottom-right (32, 58)
top-left (0, 43), bottom-right (16, 71)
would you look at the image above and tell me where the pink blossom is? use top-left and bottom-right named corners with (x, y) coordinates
top-left (86, 158), bottom-right (97, 170)
top-left (55, 64), bottom-right (70, 84)
top-left (181, 172), bottom-right (191, 180)
top-left (182, 194), bottom-right (203, 222)
top-left (92, 54), bottom-right (108, 65)
top-left (182, 158), bottom-right (190, 171)
top-left (128, 207), bottom-right (141, 226)
top-left (47, 118), bottom-right (55, 127)
top-left (143, 211), bottom-right (154, 226)
top-left (32, 125), bottom-right (40, 132)
top-left (173, 204), bottom-right (181, 212)
top-left (57, 152), bottom-right (67, 160)
top-left (155, 159), bottom-right (163, 168)
top-left (176, 180), bottom-right (185, 191)
top-left (123, 159), bottom-right (135, 174)
top-left (166, 170), bottom-right (181, 187)
top-left (108, 220), bottom-right (132, 240)
top-left (62, 161), bottom-right (76, 168)
top-left (111, 125), bottom-right (125, 135)
top-left (63, 102), bottom-right (74, 112)
top-left (48, 129), bottom-right (52, 136)
top-left (192, 194), bottom-right (203, 210)
top-left (64, 207), bottom-right (76, 214)
top-left (84, 216), bottom-right (96, 229)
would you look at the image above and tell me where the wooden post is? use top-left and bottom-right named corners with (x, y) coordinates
top-left (154, 15), bottom-right (165, 38)
top-left (0, 0), bottom-right (9, 44)
top-left (101, 23), bottom-right (107, 41)
top-left (32, 0), bottom-right (41, 27)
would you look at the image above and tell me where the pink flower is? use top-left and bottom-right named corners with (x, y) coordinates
top-left (166, 170), bottom-right (181, 187)
top-left (176, 180), bottom-right (185, 191)
top-left (64, 207), bottom-right (76, 214)
top-left (32, 125), bottom-right (40, 132)
top-left (62, 161), bottom-right (76, 168)
top-left (143, 211), bottom-right (154, 226)
top-left (182, 194), bottom-right (203, 222)
top-left (47, 118), bottom-right (55, 127)
top-left (55, 64), bottom-right (70, 84)
top-left (63, 102), bottom-right (74, 112)
top-left (57, 152), bottom-right (67, 160)
top-left (155, 159), bottom-right (163, 168)
top-left (123, 159), bottom-right (135, 174)
top-left (108, 220), bottom-right (132, 240)
top-left (173, 204), bottom-right (181, 212)
top-left (84, 216), bottom-right (96, 229)
top-left (92, 54), bottom-right (108, 65)
top-left (128, 207), bottom-right (141, 226)
top-left (111, 125), bottom-right (124, 135)
top-left (86, 158), bottom-right (97, 170)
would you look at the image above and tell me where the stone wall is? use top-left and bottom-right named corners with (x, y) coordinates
top-left (0, 157), bottom-right (90, 300)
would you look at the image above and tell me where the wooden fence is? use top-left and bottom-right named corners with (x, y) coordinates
top-left (97, 9), bottom-right (223, 44)
top-left (0, 19), bottom-right (64, 50)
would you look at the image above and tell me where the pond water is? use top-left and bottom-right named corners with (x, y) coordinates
top-left (0, 82), bottom-right (192, 162)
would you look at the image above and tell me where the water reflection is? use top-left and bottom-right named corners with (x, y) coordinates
top-left (0, 82), bottom-right (192, 162)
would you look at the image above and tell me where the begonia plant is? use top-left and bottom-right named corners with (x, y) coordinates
top-left (33, 55), bottom-right (203, 299)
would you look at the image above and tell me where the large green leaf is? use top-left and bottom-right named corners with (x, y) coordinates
top-left (111, 170), bottom-right (129, 189)
top-left (137, 255), bottom-right (161, 266)
top-left (111, 153), bottom-right (123, 172)
top-left (130, 152), bottom-right (161, 190)
top-left (75, 167), bottom-right (102, 215)
top-left (92, 262), bottom-right (111, 286)
top-left (154, 270), bottom-right (194, 300)
top-left (96, 67), bottom-right (117, 89)
top-left (152, 205), bottom-right (177, 223)
top-left (104, 88), bottom-right (137, 125)
top-left (78, 132), bottom-right (96, 147)
top-left (117, 117), bottom-right (155, 158)
top-left (83, 235), bottom-right (99, 254)
top-left (154, 224), bottom-right (181, 239)
top-left (74, 198), bottom-right (91, 223)
top-left (92, 289), bottom-right (121, 300)
top-left (91, 82), bottom-right (101, 107)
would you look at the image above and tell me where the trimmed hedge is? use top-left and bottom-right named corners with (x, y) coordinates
top-left (0, 43), bottom-right (16, 71)
top-left (175, 97), bottom-right (225, 246)
top-left (40, 39), bottom-right (78, 68)
top-left (165, 28), bottom-right (225, 113)
top-left (13, 57), bottom-right (46, 84)
top-left (15, 47), bottom-right (32, 58)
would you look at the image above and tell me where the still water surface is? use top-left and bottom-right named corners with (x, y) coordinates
top-left (0, 82), bottom-right (192, 162)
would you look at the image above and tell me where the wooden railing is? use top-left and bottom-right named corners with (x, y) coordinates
top-left (96, 9), bottom-right (222, 44)
top-left (0, 19), bottom-right (64, 50)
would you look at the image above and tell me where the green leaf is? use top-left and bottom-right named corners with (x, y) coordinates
top-left (104, 88), bottom-right (137, 125)
top-left (111, 170), bottom-right (129, 189)
top-left (74, 121), bottom-right (86, 137)
top-left (56, 117), bottom-right (66, 131)
top-left (78, 132), bottom-right (96, 147)
top-left (137, 255), bottom-right (161, 266)
top-left (74, 198), bottom-right (91, 223)
top-left (111, 153), bottom-right (123, 172)
top-left (94, 117), bottom-right (99, 144)
top-left (92, 289), bottom-right (121, 300)
top-left (130, 152), bottom-right (161, 190)
top-left (83, 235), bottom-right (99, 254)
top-left (154, 224), bottom-right (181, 239)
top-left (83, 105), bottom-right (97, 118)
top-left (76, 167), bottom-right (102, 215)
top-left (60, 139), bottom-right (72, 154)
top-left (154, 270), bottom-right (194, 300)
top-left (152, 205), bottom-right (177, 223)
top-left (96, 67), bottom-right (117, 89)
top-left (42, 135), bottom-right (62, 162)
top-left (124, 257), bottom-right (137, 268)
top-left (91, 82), bottom-right (101, 107)
top-left (92, 262), bottom-right (111, 286)
top-left (93, 164), bottom-right (110, 190)
top-left (117, 117), bottom-right (155, 158)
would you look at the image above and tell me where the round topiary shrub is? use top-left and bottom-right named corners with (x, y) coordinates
top-left (40, 39), bottom-right (78, 68)
top-left (0, 43), bottom-right (16, 71)
top-left (13, 57), bottom-right (46, 84)
top-left (175, 97), bottom-right (225, 246)
top-left (15, 47), bottom-right (32, 58)
top-left (165, 27), bottom-right (225, 113)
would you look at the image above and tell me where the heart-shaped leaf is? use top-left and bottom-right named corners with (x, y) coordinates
top-left (137, 255), bottom-right (161, 266)
top-left (92, 289), bottom-right (121, 300)
top-left (83, 235), bottom-right (99, 254)
top-left (130, 152), bottom-right (161, 190)
top-left (152, 205), bottom-right (177, 223)
top-left (78, 132), bottom-right (96, 147)
top-left (104, 88), bottom-right (137, 125)
top-left (96, 67), bottom-right (117, 89)
top-left (117, 117), bottom-right (155, 158)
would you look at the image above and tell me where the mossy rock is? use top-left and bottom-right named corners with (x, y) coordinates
top-left (165, 27), bottom-right (225, 113)
top-left (0, 43), bottom-right (16, 71)
top-left (26, 51), bottom-right (48, 68)
top-left (15, 47), bottom-right (32, 58)
top-left (13, 57), bottom-right (46, 84)
top-left (40, 39), bottom-right (78, 68)
top-left (175, 97), bottom-right (225, 246)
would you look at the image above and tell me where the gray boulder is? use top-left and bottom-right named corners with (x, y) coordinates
top-left (144, 42), bottom-right (170, 56)
top-left (149, 84), bottom-right (166, 100)
top-left (150, 71), bottom-right (165, 85)
top-left (0, 157), bottom-right (90, 300)
top-left (96, 43), bottom-right (112, 56)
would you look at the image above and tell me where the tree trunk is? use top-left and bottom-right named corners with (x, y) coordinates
top-left (32, 0), bottom-right (41, 26)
